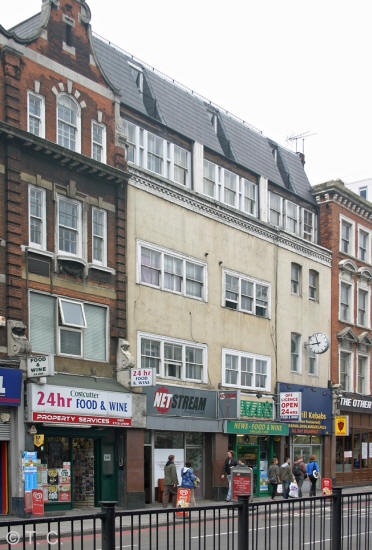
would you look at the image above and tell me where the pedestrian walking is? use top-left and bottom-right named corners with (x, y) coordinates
top-left (306, 454), bottom-right (320, 496)
top-left (180, 461), bottom-right (197, 506)
top-left (292, 455), bottom-right (307, 497)
top-left (221, 450), bottom-right (238, 501)
top-left (268, 457), bottom-right (280, 500)
top-left (279, 457), bottom-right (294, 499)
top-left (162, 454), bottom-right (178, 508)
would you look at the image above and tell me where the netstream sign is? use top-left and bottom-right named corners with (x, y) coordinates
top-left (144, 385), bottom-right (217, 417)
top-left (27, 383), bottom-right (132, 426)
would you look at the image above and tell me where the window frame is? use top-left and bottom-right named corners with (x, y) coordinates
top-left (339, 215), bottom-right (355, 256)
top-left (56, 195), bottom-right (83, 259)
top-left (302, 209), bottom-right (316, 242)
top-left (309, 269), bottom-right (319, 301)
top-left (56, 93), bottom-right (81, 153)
top-left (357, 285), bottom-right (370, 328)
top-left (28, 185), bottom-right (47, 250)
top-left (357, 353), bottom-right (369, 394)
top-left (290, 332), bottom-right (302, 373)
top-left (29, 291), bottom-right (109, 362)
top-left (222, 348), bottom-right (271, 391)
top-left (308, 346), bottom-right (318, 377)
top-left (91, 120), bottom-right (107, 164)
top-left (137, 331), bottom-right (208, 383)
top-left (339, 279), bottom-right (353, 323)
top-left (241, 178), bottom-right (258, 217)
top-left (291, 263), bottom-right (302, 296)
top-left (58, 297), bottom-right (87, 328)
top-left (339, 348), bottom-right (353, 392)
top-left (222, 268), bottom-right (271, 318)
top-left (92, 207), bottom-right (107, 267)
top-left (285, 200), bottom-right (300, 235)
top-left (357, 225), bottom-right (371, 263)
top-left (269, 191), bottom-right (283, 227)
top-left (27, 90), bottom-right (45, 138)
top-left (137, 240), bottom-right (207, 302)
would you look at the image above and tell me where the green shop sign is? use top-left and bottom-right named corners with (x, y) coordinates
top-left (240, 399), bottom-right (273, 418)
top-left (226, 420), bottom-right (289, 436)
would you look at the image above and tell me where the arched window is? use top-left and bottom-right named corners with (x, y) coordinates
top-left (57, 94), bottom-right (81, 152)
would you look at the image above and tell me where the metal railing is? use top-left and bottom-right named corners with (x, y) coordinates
top-left (0, 489), bottom-right (371, 550)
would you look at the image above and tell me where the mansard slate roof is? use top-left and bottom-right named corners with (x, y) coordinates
top-left (8, 12), bottom-right (316, 206)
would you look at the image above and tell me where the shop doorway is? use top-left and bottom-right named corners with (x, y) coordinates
top-left (236, 435), bottom-right (274, 496)
top-left (72, 438), bottom-right (95, 507)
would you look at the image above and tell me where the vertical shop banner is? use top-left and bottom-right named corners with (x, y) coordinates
top-left (279, 392), bottom-right (302, 421)
top-left (335, 416), bottom-right (349, 436)
top-left (218, 391), bottom-right (240, 418)
top-left (278, 383), bottom-right (332, 434)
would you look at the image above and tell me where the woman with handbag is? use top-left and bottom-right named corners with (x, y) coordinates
top-left (268, 457), bottom-right (280, 500)
top-left (306, 454), bottom-right (320, 496)
top-left (181, 461), bottom-right (197, 506)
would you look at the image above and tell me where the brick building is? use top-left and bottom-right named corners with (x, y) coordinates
top-left (313, 181), bottom-right (372, 486)
top-left (0, 0), bottom-right (146, 514)
top-left (0, 0), bottom-right (336, 513)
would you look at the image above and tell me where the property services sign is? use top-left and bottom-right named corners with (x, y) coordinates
top-left (27, 383), bottom-right (132, 426)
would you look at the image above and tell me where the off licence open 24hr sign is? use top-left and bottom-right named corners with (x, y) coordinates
top-left (280, 392), bottom-right (302, 421)
top-left (28, 383), bottom-right (132, 426)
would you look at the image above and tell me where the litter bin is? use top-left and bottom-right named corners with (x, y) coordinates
top-left (231, 466), bottom-right (253, 502)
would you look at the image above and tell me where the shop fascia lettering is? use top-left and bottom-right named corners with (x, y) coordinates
top-left (340, 396), bottom-right (372, 410)
top-left (27, 384), bottom-right (132, 425)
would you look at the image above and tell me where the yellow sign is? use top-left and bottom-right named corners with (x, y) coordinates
top-left (335, 416), bottom-right (349, 436)
top-left (34, 434), bottom-right (45, 447)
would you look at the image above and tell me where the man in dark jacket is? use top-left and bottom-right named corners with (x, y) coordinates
top-left (163, 454), bottom-right (178, 508)
top-left (221, 450), bottom-right (238, 501)
top-left (292, 456), bottom-right (307, 497)
top-left (279, 457), bottom-right (295, 499)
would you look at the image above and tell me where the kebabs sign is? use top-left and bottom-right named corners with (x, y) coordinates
top-left (27, 384), bottom-right (132, 426)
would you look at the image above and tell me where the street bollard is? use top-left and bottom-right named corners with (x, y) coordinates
top-left (331, 487), bottom-right (342, 550)
top-left (100, 501), bottom-right (117, 550)
top-left (238, 494), bottom-right (250, 550)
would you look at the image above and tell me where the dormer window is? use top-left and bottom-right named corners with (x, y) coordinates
top-left (57, 94), bottom-right (81, 152)
top-left (129, 63), bottom-right (143, 93)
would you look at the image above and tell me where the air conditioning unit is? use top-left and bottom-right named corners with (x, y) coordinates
top-left (7, 320), bottom-right (32, 356)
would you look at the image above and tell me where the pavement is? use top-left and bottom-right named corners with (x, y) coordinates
top-left (0, 484), bottom-right (371, 539)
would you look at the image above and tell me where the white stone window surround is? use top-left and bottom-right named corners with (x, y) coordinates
top-left (122, 119), bottom-right (191, 187)
top-left (307, 346), bottom-right (319, 377)
top-left (221, 267), bottom-right (271, 319)
top-left (339, 273), bottom-right (354, 324)
top-left (356, 281), bottom-right (370, 329)
top-left (92, 207), bottom-right (107, 267)
top-left (136, 239), bottom-right (208, 302)
top-left (137, 331), bottom-right (208, 383)
top-left (56, 194), bottom-right (83, 259)
top-left (56, 93), bottom-right (81, 153)
top-left (27, 90), bottom-right (45, 138)
top-left (28, 185), bottom-right (47, 251)
top-left (221, 347), bottom-right (271, 392)
top-left (339, 214), bottom-right (356, 257)
top-left (338, 347), bottom-right (354, 392)
top-left (357, 224), bottom-right (371, 264)
top-left (91, 120), bottom-right (107, 164)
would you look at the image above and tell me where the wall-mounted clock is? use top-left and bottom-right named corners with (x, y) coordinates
top-left (308, 333), bottom-right (330, 354)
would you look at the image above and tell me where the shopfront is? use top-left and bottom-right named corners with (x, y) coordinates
top-left (336, 393), bottom-right (372, 486)
top-left (143, 385), bottom-right (229, 502)
top-left (26, 378), bottom-right (133, 510)
top-left (225, 416), bottom-right (288, 496)
top-left (278, 383), bottom-right (332, 476)
top-left (0, 366), bottom-right (22, 515)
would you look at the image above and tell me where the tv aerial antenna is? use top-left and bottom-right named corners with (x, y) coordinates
top-left (286, 131), bottom-right (316, 154)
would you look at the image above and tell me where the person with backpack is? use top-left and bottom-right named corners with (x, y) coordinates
top-left (292, 456), bottom-right (307, 497)
top-left (306, 454), bottom-right (320, 496)
top-left (180, 461), bottom-right (197, 506)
